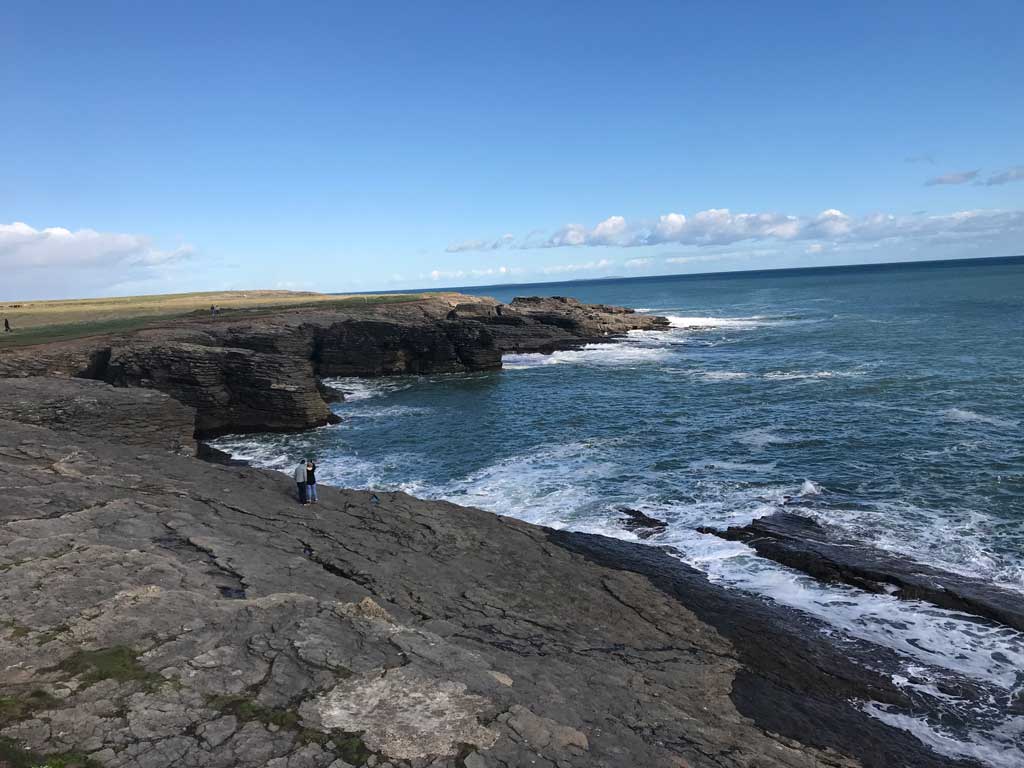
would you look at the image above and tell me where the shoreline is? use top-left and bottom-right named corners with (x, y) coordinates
top-left (0, 403), bottom-right (983, 768)
top-left (0, 294), bottom-right (998, 767)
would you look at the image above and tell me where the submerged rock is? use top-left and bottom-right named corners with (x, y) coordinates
top-left (617, 507), bottom-right (669, 538)
top-left (704, 512), bottom-right (1024, 633)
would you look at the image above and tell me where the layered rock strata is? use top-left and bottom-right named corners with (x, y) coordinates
top-left (0, 295), bottom-right (667, 437)
top-left (0, 376), bottom-right (196, 455)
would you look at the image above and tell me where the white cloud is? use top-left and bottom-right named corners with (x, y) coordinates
top-left (445, 233), bottom-right (515, 253)
top-left (1, 221), bottom-right (196, 299)
top-left (985, 166), bottom-right (1024, 186)
top-left (448, 207), bottom-right (1024, 253)
top-left (0, 222), bottom-right (193, 269)
top-left (540, 259), bottom-right (614, 275)
top-left (624, 257), bottom-right (653, 269)
top-left (663, 252), bottom-right (745, 266)
top-left (428, 265), bottom-right (520, 282)
top-left (925, 169), bottom-right (979, 186)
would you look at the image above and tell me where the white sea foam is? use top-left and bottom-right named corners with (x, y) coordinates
top-left (863, 703), bottom-right (1024, 768)
top-left (699, 371), bottom-right (752, 382)
top-left (688, 459), bottom-right (778, 473)
top-left (801, 502), bottom-right (1024, 593)
top-left (502, 343), bottom-right (671, 370)
top-left (735, 428), bottom-right (787, 449)
top-left (345, 405), bottom-right (432, 419)
top-left (941, 408), bottom-right (1019, 429)
top-left (800, 479), bottom-right (822, 495)
top-left (323, 377), bottom-right (415, 402)
top-left (666, 315), bottom-right (766, 330)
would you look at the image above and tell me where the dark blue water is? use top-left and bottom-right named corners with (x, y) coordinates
top-left (216, 257), bottom-right (1024, 764)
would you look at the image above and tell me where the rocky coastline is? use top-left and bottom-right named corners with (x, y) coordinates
top-left (0, 295), bottom-right (1001, 767)
top-left (0, 295), bottom-right (666, 438)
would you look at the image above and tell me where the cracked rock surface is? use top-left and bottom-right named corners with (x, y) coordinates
top-left (0, 380), bottom-right (979, 768)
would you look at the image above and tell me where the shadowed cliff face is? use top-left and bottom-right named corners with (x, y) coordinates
top-left (0, 381), bottom-right (983, 768)
top-left (0, 295), bottom-right (667, 438)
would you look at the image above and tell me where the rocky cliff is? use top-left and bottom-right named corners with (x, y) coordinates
top-left (0, 380), bottom-right (980, 768)
top-left (0, 377), bottom-right (196, 455)
top-left (0, 295), bottom-right (667, 438)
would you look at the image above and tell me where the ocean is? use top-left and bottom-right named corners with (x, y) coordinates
top-left (213, 256), bottom-right (1024, 765)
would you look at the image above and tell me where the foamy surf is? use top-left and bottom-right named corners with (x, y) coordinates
top-left (502, 342), bottom-right (671, 369)
top-left (208, 262), bottom-right (1024, 768)
top-left (941, 407), bottom-right (1019, 429)
top-left (322, 377), bottom-right (415, 402)
top-left (666, 315), bottom-right (766, 329)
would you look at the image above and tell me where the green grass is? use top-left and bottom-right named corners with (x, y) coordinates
top-left (206, 694), bottom-right (301, 730)
top-left (0, 738), bottom-right (101, 768)
top-left (331, 732), bottom-right (373, 765)
top-left (1, 620), bottom-right (31, 640)
top-left (0, 290), bottom-right (438, 349)
top-left (0, 690), bottom-right (62, 727)
top-left (206, 694), bottom-right (371, 763)
top-left (45, 646), bottom-right (163, 690)
top-left (0, 317), bottom-right (161, 348)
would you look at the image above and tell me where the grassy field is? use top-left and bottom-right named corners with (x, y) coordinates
top-left (0, 290), bottom-right (432, 349)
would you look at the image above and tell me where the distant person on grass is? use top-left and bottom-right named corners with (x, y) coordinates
top-left (305, 459), bottom-right (318, 503)
top-left (293, 460), bottom-right (308, 504)
top-left (3, 318), bottom-right (10, 333)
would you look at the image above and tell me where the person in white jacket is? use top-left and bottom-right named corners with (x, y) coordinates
top-left (293, 461), bottom-right (308, 505)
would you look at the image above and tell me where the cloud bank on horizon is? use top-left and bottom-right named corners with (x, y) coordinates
top-left (0, 222), bottom-right (195, 299)
top-left (445, 207), bottom-right (1024, 253)
top-left (4, 200), bottom-right (1023, 299)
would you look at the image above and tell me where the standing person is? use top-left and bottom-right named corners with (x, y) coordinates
top-left (3, 318), bottom-right (10, 332)
top-left (305, 459), bottom-right (318, 503)
top-left (293, 460), bottom-right (308, 505)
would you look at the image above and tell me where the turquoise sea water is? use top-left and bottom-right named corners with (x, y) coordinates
top-left (215, 256), bottom-right (1024, 765)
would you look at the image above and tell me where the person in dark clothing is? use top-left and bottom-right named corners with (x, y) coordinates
top-left (293, 461), bottom-right (308, 504)
top-left (3, 318), bottom-right (10, 333)
top-left (305, 460), bottom-right (318, 503)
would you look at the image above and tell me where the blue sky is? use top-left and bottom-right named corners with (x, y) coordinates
top-left (2, 1), bottom-right (1022, 299)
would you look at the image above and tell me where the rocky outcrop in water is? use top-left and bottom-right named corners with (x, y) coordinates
top-left (616, 507), bottom-right (668, 539)
top-left (449, 296), bottom-right (668, 353)
top-left (702, 512), bottom-right (1024, 633)
top-left (0, 380), bottom-right (984, 768)
top-left (0, 295), bottom-right (665, 437)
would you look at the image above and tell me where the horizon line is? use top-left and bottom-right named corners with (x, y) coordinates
top-left (360, 252), bottom-right (1024, 297)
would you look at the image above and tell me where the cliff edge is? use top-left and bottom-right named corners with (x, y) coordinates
top-left (0, 294), bottom-right (667, 438)
top-left (0, 379), bottom-right (979, 768)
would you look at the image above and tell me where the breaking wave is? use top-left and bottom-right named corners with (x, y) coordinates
top-left (941, 407), bottom-right (1019, 429)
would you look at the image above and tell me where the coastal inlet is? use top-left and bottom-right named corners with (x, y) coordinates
top-left (215, 259), bottom-right (1024, 767)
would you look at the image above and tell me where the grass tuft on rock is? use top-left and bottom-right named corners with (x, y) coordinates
top-left (0, 737), bottom-right (101, 768)
top-left (206, 695), bottom-right (371, 763)
top-left (206, 695), bottom-right (300, 730)
top-left (0, 690), bottom-right (62, 727)
top-left (331, 731), bottom-right (373, 765)
top-left (47, 646), bottom-right (163, 690)
top-left (1, 620), bottom-right (31, 640)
